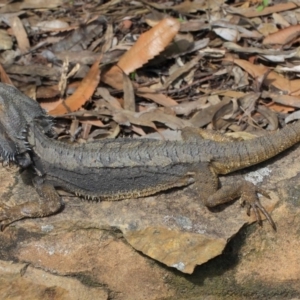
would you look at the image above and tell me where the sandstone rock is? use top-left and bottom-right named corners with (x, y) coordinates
top-left (1, 141), bottom-right (300, 299)
top-left (0, 163), bottom-right (277, 274)
top-left (0, 260), bottom-right (108, 300)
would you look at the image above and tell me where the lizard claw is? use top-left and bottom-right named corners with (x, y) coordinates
top-left (241, 187), bottom-right (277, 231)
top-left (206, 181), bottom-right (276, 230)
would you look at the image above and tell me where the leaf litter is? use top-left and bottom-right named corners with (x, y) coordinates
top-left (1, 0), bottom-right (300, 140)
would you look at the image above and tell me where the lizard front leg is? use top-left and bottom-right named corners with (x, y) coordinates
top-left (0, 176), bottom-right (62, 230)
top-left (193, 164), bottom-right (276, 230)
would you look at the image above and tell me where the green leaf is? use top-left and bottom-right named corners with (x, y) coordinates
top-left (263, 0), bottom-right (269, 6)
top-left (256, 4), bottom-right (264, 11)
top-left (256, 0), bottom-right (269, 12)
top-left (130, 72), bottom-right (136, 80)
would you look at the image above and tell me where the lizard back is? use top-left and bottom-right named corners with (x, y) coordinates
top-left (29, 123), bottom-right (211, 199)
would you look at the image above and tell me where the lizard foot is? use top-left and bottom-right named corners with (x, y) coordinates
top-left (0, 183), bottom-right (63, 231)
top-left (206, 181), bottom-right (276, 230)
top-left (0, 202), bottom-right (31, 231)
top-left (240, 186), bottom-right (276, 231)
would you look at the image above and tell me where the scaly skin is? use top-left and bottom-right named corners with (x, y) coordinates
top-left (1, 83), bottom-right (299, 230)
top-left (0, 83), bottom-right (53, 167)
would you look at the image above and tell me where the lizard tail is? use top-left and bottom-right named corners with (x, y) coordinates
top-left (212, 121), bottom-right (300, 174)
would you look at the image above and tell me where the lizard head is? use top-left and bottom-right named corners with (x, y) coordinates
top-left (0, 83), bottom-right (54, 166)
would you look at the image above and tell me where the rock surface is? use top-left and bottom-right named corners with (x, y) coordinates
top-left (0, 144), bottom-right (300, 299)
top-left (0, 260), bottom-right (108, 300)
top-left (0, 163), bottom-right (277, 274)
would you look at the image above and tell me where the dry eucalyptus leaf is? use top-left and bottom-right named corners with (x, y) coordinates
top-left (213, 27), bottom-right (239, 42)
top-left (170, 98), bottom-right (209, 116)
top-left (0, 0), bottom-right (65, 12)
top-left (224, 42), bottom-right (299, 62)
top-left (49, 57), bottom-right (102, 115)
top-left (285, 110), bottom-right (300, 123)
top-left (257, 105), bottom-right (279, 131)
top-left (263, 25), bottom-right (300, 45)
top-left (123, 73), bottom-right (135, 112)
top-left (9, 16), bottom-right (30, 53)
top-left (263, 93), bottom-right (300, 109)
top-left (35, 20), bottom-right (69, 31)
top-left (117, 18), bottom-right (180, 74)
top-left (162, 54), bottom-right (202, 89)
top-left (51, 17), bottom-right (105, 52)
top-left (225, 2), bottom-right (297, 18)
top-left (227, 58), bottom-right (300, 95)
top-left (138, 109), bottom-right (191, 130)
top-left (0, 64), bottom-right (13, 84)
top-left (180, 20), bottom-right (210, 32)
top-left (137, 87), bottom-right (178, 107)
top-left (172, 0), bottom-right (224, 13)
top-left (0, 29), bottom-right (13, 50)
top-left (96, 87), bottom-right (122, 109)
top-left (113, 110), bottom-right (157, 129)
